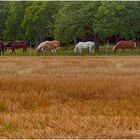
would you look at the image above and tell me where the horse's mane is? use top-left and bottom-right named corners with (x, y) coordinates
top-left (112, 41), bottom-right (121, 51)
top-left (112, 45), bottom-right (116, 51)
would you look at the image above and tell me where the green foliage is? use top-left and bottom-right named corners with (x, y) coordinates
top-left (22, 1), bottom-right (60, 43)
top-left (0, 1), bottom-right (139, 45)
top-left (94, 1), bottom-right (140, 40)
top-left (54, 2), bottom-right (101, 43)
top-left (4, 2), bottom-right (30, 40)
top-left (0, 2), bottom-right (9, 39)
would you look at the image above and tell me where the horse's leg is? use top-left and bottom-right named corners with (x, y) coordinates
top-left (54, 48), bottom-right (57, 55)
top-left (23, 48), bottom-right (27, 55)
top-left (23, 48), bottom-right (25, 55)
top-left (25, 47), bottom-right (27, 55)
top-left (134, 48), bottom-right (137, 53)
top-left (121, 48), bottom-right (125, 54)
top-left (42, 50), bottom-right (44, 56)
top-left (11, 48), bottom-right (14, 55)
top-left (0, 50), bottom-right (2, 56)
top-left (37, 50), bottom-right (40, 56)
top-left (2, 50), bottom-right (4, 55)
top-left (13, 49), bottom-right (16, 55)
top-left (39, 51), bottom-right (41, 56)
top-left (131, 48), bottom-right (134, 54)
top-left (5, 48), bottom-right (6, 53)
top-left (51, 49), bottom-right (54, 54)
top-left (23, 49), bottom-right (24, 55)
top-left (23, 48), bottom-right (26, 55)
top-left (91, 47), bottom-right (94, 55)
top-left (45, 50), bottom-right (47, 55)
top-left (79, 49), bottom-right (82, 55)
top-left (38, 51), bottom-right (41, 56)
top-left (53, 49), bottom-right (55, 54)
top-left (37, 50), bottom-right (39, 56)
top-left (89, 47), bottom-right (93, 55)
top-left (43, 50), bottom-right (46, 56)
top-left (52, 49), bottom-right (55, 55)
top-left (123, 48), bottom-right (125, 53)
top-left (88, 48), bottom-right (91, 55)
top-left (113, 49), bottom-right (117, 55)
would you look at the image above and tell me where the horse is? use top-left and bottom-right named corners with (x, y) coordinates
top-left (5, 41), bottom-right (29, 54)
top-left (113, 40), bottom-right (136, 54)
top-left (37, 41), bottom-right (50, 55)
top-left (0, 41), bottom-right (4, 55)
top-left (47, 40), bottom-right (60, 54)
top-left (74, 41), bottom-right (95, 55)
top-left (37, 40), bottom-right (60, 55)
top-left (5, 41), bottom-right (13, 52)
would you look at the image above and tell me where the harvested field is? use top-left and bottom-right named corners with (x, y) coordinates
top-left (0, 56), bottom-right (140, 138)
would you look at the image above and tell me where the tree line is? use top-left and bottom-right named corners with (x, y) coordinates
top-left (0, 1), bottom-right (139, 49)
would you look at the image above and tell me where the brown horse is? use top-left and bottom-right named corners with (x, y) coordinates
top-left (113, 40), bottom-right (136, 54)
top-left (45, 40), bottom-right (60, 52)
top-left (37, 40), bottom-right (60, 55)
top-left (5, 41), bottom-right (28, 54)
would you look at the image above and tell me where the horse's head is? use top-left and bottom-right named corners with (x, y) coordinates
top-left (26, 41), bottom-right (35, 48)
top-left (5, 41), bottom-right (12, 47)
top-left (0, 41), bottom-right (3, 48)
top-left (74, 47), bottom-right (78, 53)
top-left (36, 46), bottom-right (40, 51)
top-left (30, 42), bottom-right (35, 49)
top-left (36, 45), bottom-right (44, 52)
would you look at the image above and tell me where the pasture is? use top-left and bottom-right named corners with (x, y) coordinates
top-left (0, 56), bottom-right (140, 138)
top-left (1, 44), bottom-right (140, 56)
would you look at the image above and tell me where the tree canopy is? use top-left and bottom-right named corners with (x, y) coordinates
top-left (0, 1), bottom-right (139, 46)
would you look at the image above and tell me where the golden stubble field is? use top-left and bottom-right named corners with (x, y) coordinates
top-left (0, 56), bottom-right (140, 138)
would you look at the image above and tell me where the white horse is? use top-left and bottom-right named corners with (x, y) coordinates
top-left (74, 41), bottom-right (95, 55)
top-left (37, 41), bottom-right (49, 52)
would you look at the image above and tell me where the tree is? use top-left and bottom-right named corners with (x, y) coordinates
top-left (0, 1), bottom-right (139, 46)
top-left (0, 2), bottom-right (9, 40)
top-left (54, 1), bottom-right (101, 47)
top-left (3, 2), bottom-right (30, 41)
top-left (94, 1), bottom-right (140, 42)
top-left (22, 1), bottom-right (60, 45)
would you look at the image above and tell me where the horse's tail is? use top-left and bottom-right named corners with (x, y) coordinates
top-left (134, 42), bottom-right (136, 49)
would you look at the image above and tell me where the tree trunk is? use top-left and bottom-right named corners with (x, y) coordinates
top-left (115, 34), bottom-right (120, 43)
top-left (94, 34), bottom-right (100, 53)
top-left (35, 39), bottom-right (39, 48)
top-left (74, 38), bottom-right (77, 46)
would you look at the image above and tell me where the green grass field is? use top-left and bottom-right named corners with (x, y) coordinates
top-left (1, 45), bottom-right (140, 56)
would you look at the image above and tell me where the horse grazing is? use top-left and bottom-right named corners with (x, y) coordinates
top-left (5, 41), bottom-right (29, 54)
top-left (113, 40), bottom-right (136, 54)
top-left (74, 41), bottom-right (95, 55)
top-left (37, 40), bottom-right (60, 55)
top-left (0, 41), bottom-right (4, 55)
